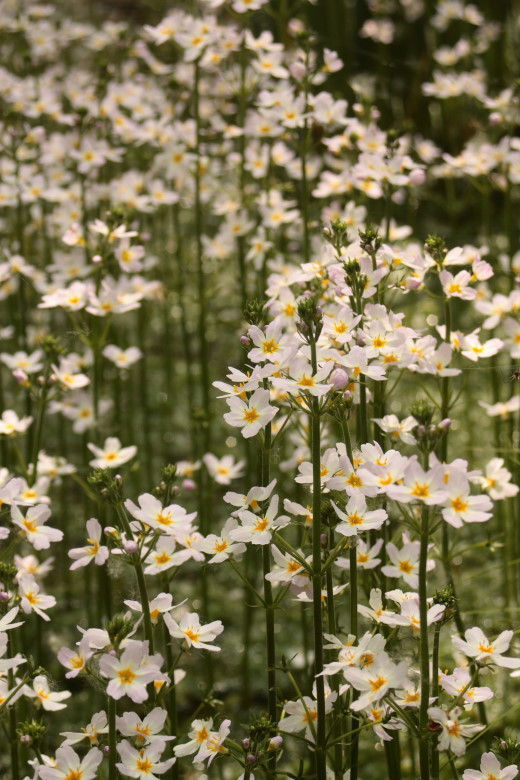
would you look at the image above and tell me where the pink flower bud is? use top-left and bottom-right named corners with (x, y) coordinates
top-left (331, 368), bottom-right (349, 390)
top-left (438, 418), bottom-right (451, 431)
top-left (240, 336), bottom-right (250, 346)
top-left (289, 61), bottom-right (307, 80)
top-left (268, 736), bottom-right (283, 750)
top-left (12, 368), bottom-right (28, 384)
top-left (182, 478), bottom-right (196, 492)
top-left (242, 738), bottom-right (250, 749)
top-left (409, 169), bottom-right (426, 186)
top-left (489, 112), bottom-right (502, 126)
top-left (0, 591), bottom-right (10, 602)
top-left (124, 539), bottom-right (139, 554)
top-left (246, 754), bottom-right (256, 764)
top-left (92, 254), bottom-right (103, 264)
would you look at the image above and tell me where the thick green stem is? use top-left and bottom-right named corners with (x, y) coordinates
top-left (418, 504), bottom-right (430, 780)
top-left (108, 694), bottom-right (118, 780)
top-left (193, 59), bottom-right (211, 454)
top-left (115, 504), bottom-right (154, 653)
top-left (310, 337), bottom-right (327, 780)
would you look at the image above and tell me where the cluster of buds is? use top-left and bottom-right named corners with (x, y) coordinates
top-left (323, 218), bottom-right (350, 254)
top-left (153, 463), bottom-right (179, 504)
top-left (410, 400), bottom-right (450, 455)
top-left (106, 612), bottom-right (137, 650)
top-left (424, 234), bottom-right (447, 267)
top-left (296, 293), bottom-right (323, 342)
top-left (243, 298), bottom-right (265, 327)
top-left (358, 224), bottom-right (382, 256)
top-left (17, 719), bottom-right (47, 749)
top-left (87, 469), bottom-right (124, 504)
top-left (432, 585), bottom-right (458, 624)
top-left (241, 715), bottom-right (282, 768)
top-left (491, 735), bottom-right (520, 766)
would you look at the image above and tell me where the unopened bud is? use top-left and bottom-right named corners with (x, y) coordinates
top-left (19, 735), bottom-right (32, 746)
top-left (240, 336), bottom-right (250, 346)
top-left (438, 418), bottom-right (451, 431)
top-left (0, 591), bottom-right (10, 602)
top-left (92, 254), bottom-right (103, 264)
top-left (182, 479), bottom-right (196, 492)
top-left (13, 368), bottom-right (29, 384)
top-left (320, 533), bottom-right (328, 546)
top-left (242, 738), bottom-right (250, 750)
top-left (103, 745), bottom-right (110, 756)
top-left (409, 169), bottom-right (426, 186)
top-left (268, 736), bottom-right (283, 750)
top-left (330, 368), bottom-right (349, 390)
top-left (124, 539), bottom-right (139, 554)
top-left (246, 754), bottom-right (256, 764)
top-left (289, 61), bottom-right (306, 80)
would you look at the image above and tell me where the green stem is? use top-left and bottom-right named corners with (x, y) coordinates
top-left (115, 504), bottom-right (154, 653)
top-left (418, 504), bottom-right (430, 780)
top-left (310, 336), bottom-right (327, 780)
top-left (108, 694), bottom-right (118, 780)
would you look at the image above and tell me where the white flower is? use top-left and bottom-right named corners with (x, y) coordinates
top-left (39, 745), bottom-right (103, 780)
top-left (196, 518), bottom-right (247, 563)
top-left (60, 710), bottom-right (108, 746)
top-left (68, 518), bottom-right (109, 569)
top-left (88, 437), bottom-right (137, 468)
top-left (26, 674), bottom-right (71, 711)
top-left (477, 458), bottom-right (519, 500)
top-left (18, 574), bottom-right (56, 620)
top-left (0, 410), bottom-right (32, 436)
top-left (99, 640), bottom-right (167, 703)
top-left (462, 751), bottom-right (518, 780)
top-left (11, 503), bottom-right (63, 550)
top-left (331, 495), bottom-right (387, 537)
top-left (452, 627), bottom-right (520, 669)
top-left (117, 739), bottom-right (176, 779)
top-left (223, 388), bottom-right (278, 438)
top-left (231, 495), bottom-right (290, 545)
top-left (427, 707), bottom-right (483, 756)
top-left (103, 345), bottom-right (143, 368)
top-left (163, 611), bottom-right (224, 652)
top-left (57, 636), bottom-right (93, 678)
top-left (117, 707), bottom-right (174, 746)
top-left (203, 453), bottom-right (245, 485)
top-left (124, 494), bottom-right (196, 538)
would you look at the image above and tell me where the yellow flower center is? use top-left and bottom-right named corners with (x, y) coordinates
top-left (243, 408), bottom-right (260, 423)
top-left (118, 667), bottom-right (136, 684)
top-left (410, 482), bottom-right (430, 498)
top-left (450, 497), bottom-right (468, 513)
top-left (369, 675), bottom-right (388, 692)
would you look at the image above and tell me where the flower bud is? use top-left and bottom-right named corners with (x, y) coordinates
top-left (13, 368), bottom-right (29, 385)
top-left (92, 254), bottom-right (103, 264)
top-left (242, 738), bottom-right (250, 750)
top-left (0, 591), bottom-right (10, 602)
top-left (182, 478), bottom-right (196, 492)
top-left (246, 754), bottom-right (256, 764)
top-left (331, 368), bottom-right (349, 390)
top-left (289, 61), bottom-right (306, 80)
top-left (240, 336), bottom-right (250, 346)
top-left (409, 168), bottom-right (426, 186)
top-left (124, 539), bottom-right (139, 554)
top-left (438, 418), bottom-right (451, 431)
top-left (268, 736), bottom-right (283, 750)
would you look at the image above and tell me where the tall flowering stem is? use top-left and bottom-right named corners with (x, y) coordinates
top-left (302, 300), bottom-right (327, 780)
top-left (418, 503), bottom-right (430, 780)
top-left (261, 421), bottom-right (277, 752)
top-left (108, 693), bottom-right (117, 780)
